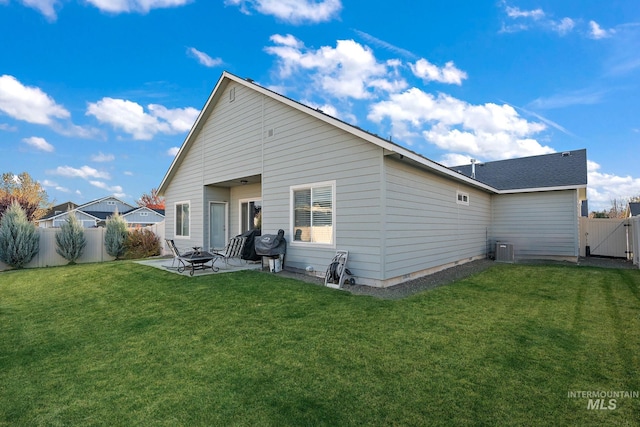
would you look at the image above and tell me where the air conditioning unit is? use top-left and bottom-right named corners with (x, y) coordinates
top-left (495, 242), bottom-right (514, 263)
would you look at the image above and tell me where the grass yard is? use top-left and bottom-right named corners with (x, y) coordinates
top-left (1, 262), bottom-right (639, 426)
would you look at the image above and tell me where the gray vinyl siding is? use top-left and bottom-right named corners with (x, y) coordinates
top-left (259, 95), bottom-right (383, 279)
top-left (84, 199), bottom-right (132, 214)
top-left (201, 83), bottom-right (263, 184)
top-left (164, 82), bottom-right (263, 249)
top-left (123, 210), bottom-right (164, 225)
top-left (384, 158), bottom-right (491, 279)
top-left (490, 190), bottom-right (579, 259)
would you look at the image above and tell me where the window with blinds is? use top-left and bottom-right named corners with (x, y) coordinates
top-left (292, 182), bottom-right (334, 245)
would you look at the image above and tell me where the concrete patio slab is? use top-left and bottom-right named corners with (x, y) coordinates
top-left (135, 257), bottom-right (262, 276)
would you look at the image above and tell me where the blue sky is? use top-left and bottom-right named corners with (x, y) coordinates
top-left (0, 0), bottom-right (638, 211)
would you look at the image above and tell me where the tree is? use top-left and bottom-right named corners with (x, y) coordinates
top-left (137, 188), bottom-right (165, 210)
top-left (0, 172), bottom-right (51, 222)
top-left (0, 201), bottom-right (39, 268)
top-left (104, 210), bottom-right (127, 259)
top-left (55, 214), bottom-right (87, 264)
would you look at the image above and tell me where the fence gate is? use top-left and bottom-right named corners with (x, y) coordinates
top-left (579, 218), bottom-right (631, 258)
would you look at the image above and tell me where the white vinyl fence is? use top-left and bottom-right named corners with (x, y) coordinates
top-left (0, 221), bottom-right (165, 271)
top-left (579, 217), bottom-right (631, 258)
top-left (632, 216), bottom-right (640, 268)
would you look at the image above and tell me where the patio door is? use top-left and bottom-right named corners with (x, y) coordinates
top-left (209, 202), bottom-right (227, 250)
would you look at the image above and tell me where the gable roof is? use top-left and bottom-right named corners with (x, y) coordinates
top-left (629, 202), bottom-right (640, 217)
top-left (121, 206), bottom-right (165, 218)
top-left (452, 150), bottom-right (588, 191)
top-left (43, 196), bottom-right (137, 222)
top-left (158, 71), bottom-right (587, 196)
top-left (40, 201), bottom-right (79, 220)
top-left (76, 196), bottom-right (134, 212)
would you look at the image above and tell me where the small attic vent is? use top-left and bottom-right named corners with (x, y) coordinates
top-left (562, 151), bottom-right (571, 157)
top-left (267, 128), bottom-right (275, 138)
top-left (229, 87), bottom-right (235, 102)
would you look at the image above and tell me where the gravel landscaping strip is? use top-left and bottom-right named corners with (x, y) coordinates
top-left (276, 256), bottom-right (636, 300)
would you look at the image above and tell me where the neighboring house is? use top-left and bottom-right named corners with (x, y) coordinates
top-left (628, 202), bottom-right (640, 217)
top-left (38, 196), bottom-right (165, 228)
top-left (157, 71), bottom-right (588, 287)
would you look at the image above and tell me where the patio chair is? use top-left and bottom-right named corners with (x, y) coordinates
top-left (165, 239), bottom-right (194, 270)
top-left (211, 236), bottom-right (246, 268)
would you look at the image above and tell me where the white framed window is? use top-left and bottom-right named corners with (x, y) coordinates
top-left (175, 201), bottom-right (190, 238)
top-left (290, 181), bottom-right (335, 246)
top-left (139, 212), bottom-right (148, 217)
top-left (107, 200), bottom-right (116, 205)
top-left (456, 191), bottom-right (469, 206)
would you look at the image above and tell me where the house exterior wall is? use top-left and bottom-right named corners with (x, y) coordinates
top-left (43, 211), bottom-right (98, 228)
top-left (258, 95), bottom-right (384, 281)
top-left (383, 157), bottom-right (491, 281)
top-left (161, 76), bottom-right (585, 285)
top-left (123, 210), bottom-right (164, 226)
top-left (490, 190), bottom-right (579, 260)
top-left (164, 82), bottom-right (265, 249)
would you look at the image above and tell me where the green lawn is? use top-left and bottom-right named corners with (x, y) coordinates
top-left (1, 262), bottom-right (639, 426)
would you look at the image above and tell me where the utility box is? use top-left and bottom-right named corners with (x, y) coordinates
top-left (495, 242), bottom-right (514, 263)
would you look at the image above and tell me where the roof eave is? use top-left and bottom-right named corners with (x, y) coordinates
top-left (497, 184), bottom-right (587, 194)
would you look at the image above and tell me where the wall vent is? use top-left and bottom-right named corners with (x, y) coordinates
top-left (495, 242), bottom-right (514, 263)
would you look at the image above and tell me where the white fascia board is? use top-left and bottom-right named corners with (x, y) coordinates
top-left (496, 185), bottom-right (586, 194)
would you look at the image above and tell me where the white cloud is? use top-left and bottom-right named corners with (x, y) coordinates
top-left (22, 136), bottom-right (54, 152)
top-left (587, 160), bottom-right (640, 211)
top-left (89, 180), bottom-right (124, 196)
top-left (0, 123), bottom-right (18, 131)
top-left (502, 4), bottom-right (622, 41)
top-left (41, 179), bottom-right (70, 193)
top-left (51, 165), bottom-right (111, 180)
top-left (167, 146), bottom-right (180, 156)
top-left (85, 0), bottom-right (192, 14)
top-left (0, 75), bottom-right (70, 125)
top-left (187, 47), bottom-right (223, 68)
top-left (440, 153), bottom-right (476, 167)
top-left (266, 35), bottom-right (406, 99)
top-left (410, 59), bottom-right (467, 85)
top-left (148, 104), bottom-right (199, 133)
top-left (226, 0), bottom-right (341, 24)
top-left (551, 17), bottom-right (575, 35)
top-left (589, 20), bottom-right (615, 39)
top-left (505, 5), bottom-right (544, 20)
top-left (86, 97), bottom-right (198, 140)
top-left (20, 0), bottom-right (60, 21)
top-left (368, 88), bottom-right (552, 160)
top-left (91, 152), bottom-right (115, 162)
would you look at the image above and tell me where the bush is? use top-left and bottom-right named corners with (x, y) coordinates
top-left (55, 214), bottom-right (87, 264)
top-left (0, 201), bottom-right (39, 268)
top-left (124, 228), bottom-right (161, 259)
top-left (104, 212), bottom-right (127, 259)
